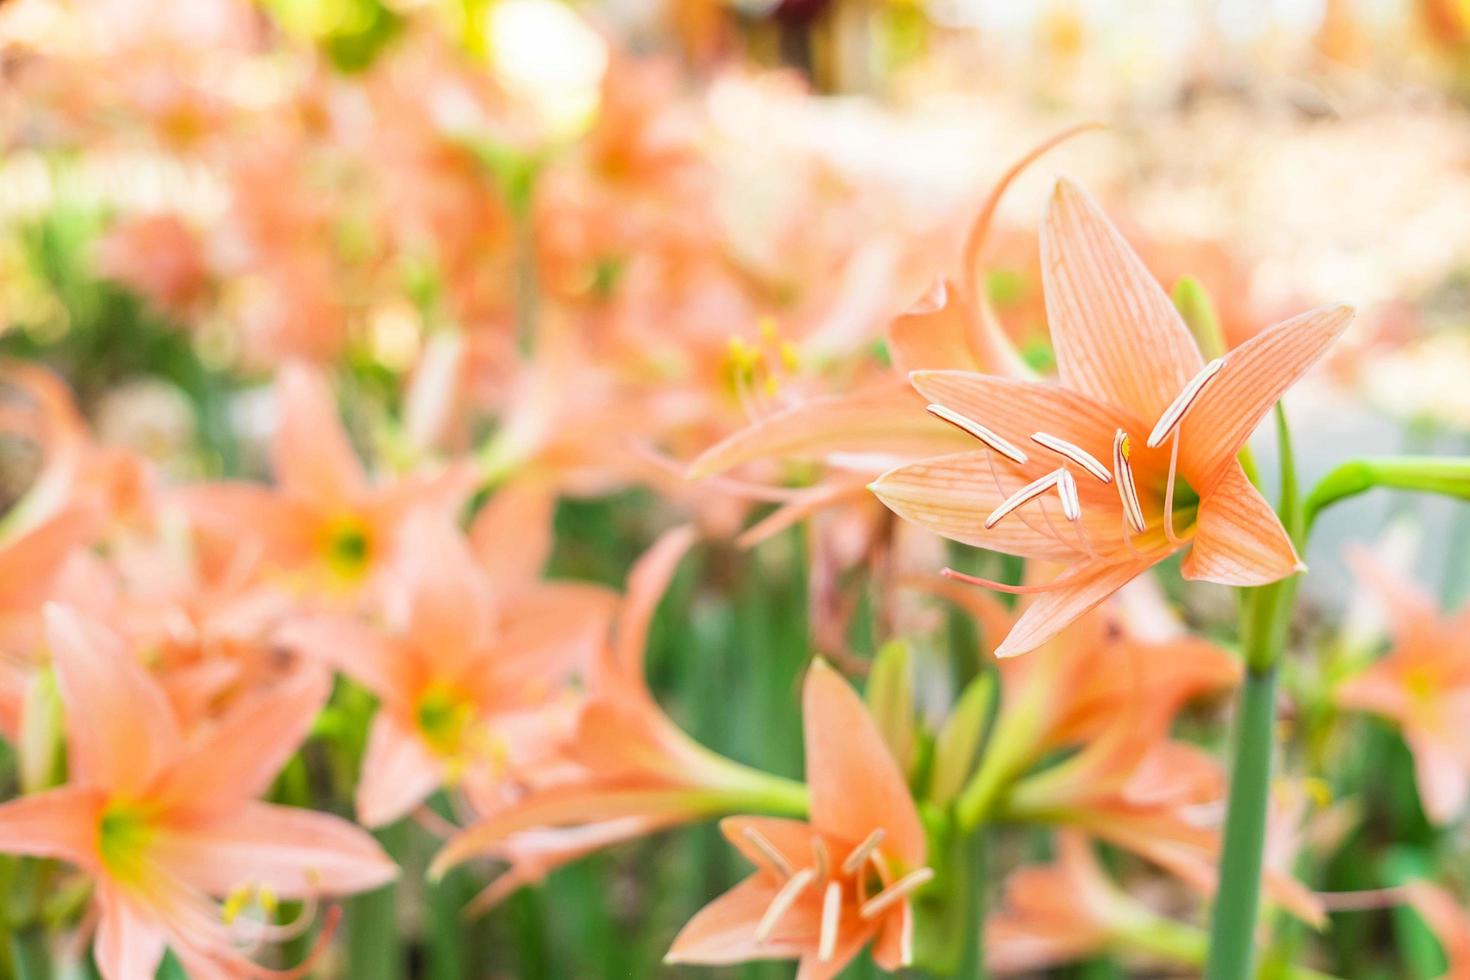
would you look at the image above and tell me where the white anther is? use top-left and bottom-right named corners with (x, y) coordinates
top-left (756, 868), bottom-right (816, 942)
top-left (1056, 469), bottom-right (1081, 522)
top-left (1031, 431), bottom-right (1111, 484)
top-left (926, 404), bottom-right (1029, 465)
top-left (1111, 429), bottom-right (1147, 534)
top-left (741, 827), bottom-right (792, 879)
top-left (984, 470), bottom-right (1063, 529)
top-left (1146, 358), bottom-right (1225, 449)
top-left (841, 829), bottom-right (886, 876)
top-left (818, 881), bottom-right (842, 962)
top-left (860, 867), bottom-right (936, 919)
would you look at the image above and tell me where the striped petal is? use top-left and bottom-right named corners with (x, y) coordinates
top-left (1181, 463), bottom-right (1300, 586)
top-left (1040, 178), bottom-right (1205, 422)
top-left (996, 556), bottom-right (1162, 658)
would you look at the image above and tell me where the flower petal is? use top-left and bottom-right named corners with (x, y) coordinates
top-left (686, 382), bottom-right (966, 480)
top-left (154, 665), bottom-right (330, 823)
top-left (93, 885), bottom-right (168, 980)
top-left (887, 281), bottom-right (983, 374)
top-left (157, 800), bottom-right (396, 898)
top-left (665, 874), bottom-right (805, 965)
top-left (383, 509), bottom-right (496, 661)
top-left (45, 604), bottom-right (180, 797)
top-left (356, 713), bottom-right (444, 829)
top-left (272, 362), bottom-right (367, 506)
top-left (1181, 463), bottom-right (1299, 586)
top-left (1040, 178), bottom-right (1204, 421)
top-left (720, 816), bottom-right (816, 875)
top-left (995, 556), bottom-right (1161, 658)
top-left (0, 785), bottom-right (104, 869)
top-left (610, 525), bottom-right (698, 682)
top-left (1409, 734), bottom-right (1469, 826)
top-left (869, 450), bottom-right (1113, 561)
top-left (1180, 304), bottom-right (1353, 483)
top-left (803, 660), bottom-right (925, 868)
top-left (469, 481), bottom-right (556, 596)
top-left (277, 614), bottom-right (406, 700)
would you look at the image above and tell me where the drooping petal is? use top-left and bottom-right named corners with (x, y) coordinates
top-left (481, 582), bottom-right (618, 698)
top-left (1040, 178), bottom-right (1205, 422)
top-left (887, 282), bottom-right (982, 374)
top-left (1181, 463), bottom-right (1300, 586)
top-left (45, 604), bottom-right (181, 797)
top-left (803, 660), bottom-right (925, 868)
top-left (272, 362), bottom-right (367, 507)
top-left (93, 884), bottom-right (169, 980)
top-left (665, 875), bottom-right (806, 965)
top-left (1179, 304), bottom-right (1353, 484)
top-left (0, 785), bottom-right (104, 869)
top-left (686, 383), bottom-right (966, 480)
top-left (156, 800), bottom-right (396, 898)
top-left (153, 665), bottom-right (331, 823)
top-left (356, 714), bottom-right (444, 829)
top-left (995, 556), bottom-right (1162, 658)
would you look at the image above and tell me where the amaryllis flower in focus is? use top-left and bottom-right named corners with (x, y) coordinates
top-left (664, 659), bottom-right (930, 979)
top-left (430, 526), bottom-right (807, 911)
top-left (0, 605), bottom-right (395, 980)
top-left (181, 362), bottom-right (474, 604)
top-left (281, 502), bottom-right (617, 827)
top-left (1335, 549), bottom-right (1470, 824)
top-left (872, 179), bottom-right (1353, 655)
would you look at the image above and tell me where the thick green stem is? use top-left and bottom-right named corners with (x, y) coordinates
top-left (1205, 657), bottom-right (1281, 980)
top-left (346, 822), bottom-right (408, 980)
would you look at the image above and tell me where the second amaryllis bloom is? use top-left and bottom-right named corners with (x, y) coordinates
top-left (871, 178), bottom-right (1353, 655)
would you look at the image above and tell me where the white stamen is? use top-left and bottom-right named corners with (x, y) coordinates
top-left (1163, 431), bottom-right (1182, 545)
top-left (1031, 431), bottom-right (1111, 483)
top-left (926, 404), bottom-right (1028, 465)
top-left (1146, 358), bottom-right (1226, 449)
top-left (1056, 469), bottom-right (1081, 522)
top-left (741, 827), bottom-right (792, 879)
top-left (811, 837), bottom-right (830, 879)
top-left (984, 470), bottom-right (1063, 529)
top-left (818, 881), bottom-right (842, 962)
top-left (755, 868), bottom-right (816, 942)
top-left (860, 868), bottom-right (935, 919)
top-left (841, 829), bottom-right (886, 876)
top-left (1111, 429), bottom-right (1147, 533)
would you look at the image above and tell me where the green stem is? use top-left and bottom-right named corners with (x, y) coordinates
top-left (9, 927), bottom-right (49, 980)
top-left (1204, 657), bottom-right (1281, 980)
top-left (345, 822), bottom-right (408, 980)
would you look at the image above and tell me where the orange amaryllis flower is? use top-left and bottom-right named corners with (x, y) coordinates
top-left (871, 179), bottom-right (1352, 655)
top-left (0, 605), bottom-right (394, 980)
top-left (665, 659), bottom-right (929, 979)
top-left (430, 526), bottom-right (807, 907)
top-left (182, 362), bottom-right (474, 602)
top-left (987, 832), bottom-right (1196, 973)
top-left (1335, 549), bottom-right (1470, 824)
top-left (282, 503), bottom-right (617, 827)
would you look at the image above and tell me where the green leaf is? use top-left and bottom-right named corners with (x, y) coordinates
top-left (927, 673), bottom-right (995, 805)
top-left (866, 640), bottom-right (916, 777)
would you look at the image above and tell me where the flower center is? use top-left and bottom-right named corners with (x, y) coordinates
top-left (321, 515), bottom-right (373, 581)
top-left (99, 803), bottom-right (155, 883)
top-left (742, 826), bottom-right (933, 967)
top-left (415, 683), bottom-right (481, 762)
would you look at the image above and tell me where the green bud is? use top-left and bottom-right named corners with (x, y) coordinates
top-left (1171, 275), bottom-right (1226, 361)
top-left (927, 673), bottom-right (995, 805)
top-left (866, 640), bottom-right (916, 777)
